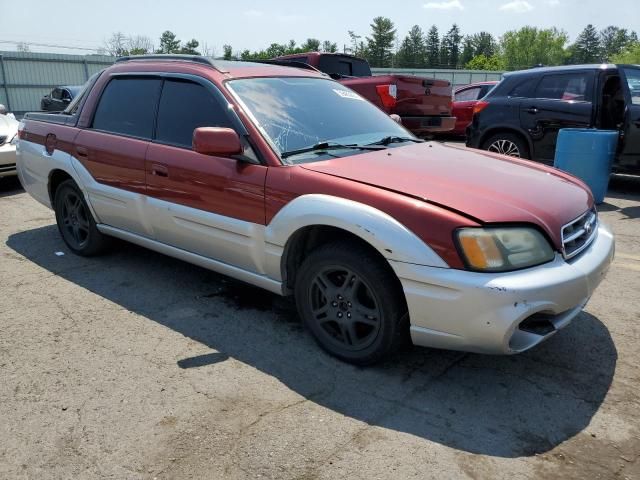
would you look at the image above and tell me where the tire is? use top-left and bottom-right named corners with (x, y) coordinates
top-left (482, 132), bottom-right (530, 159)
top-left (54, 179), bottom-right (110, 256)
top-left (295, 241), bottom-right (408, 366)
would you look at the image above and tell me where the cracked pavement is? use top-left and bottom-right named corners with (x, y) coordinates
top-left (1, 174), bottom-right (639, 479)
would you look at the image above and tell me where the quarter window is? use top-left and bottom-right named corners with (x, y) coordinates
top-left (92, 77), bottom-right (162, 139)
top-left (455, 87), bottom-right (481, 102)
top-left (535, 73), bottom-right (594, 102)
top-left (155, 79), bottom-right (234, 148)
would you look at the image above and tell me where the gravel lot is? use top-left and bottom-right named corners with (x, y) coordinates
top-left (1, 174), bottom-right (639, 480)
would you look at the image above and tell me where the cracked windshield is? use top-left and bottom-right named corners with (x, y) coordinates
top-left (227, 77), bottom-right (411, 162)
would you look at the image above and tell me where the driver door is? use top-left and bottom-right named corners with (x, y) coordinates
top-left (618, 67), bottom-right (640, 173)
top-left (144, 76), bottom-right (268, 273)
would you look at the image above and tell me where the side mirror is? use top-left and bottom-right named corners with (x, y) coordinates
top-left (62, 97), bottom-right (71, 104)
top-left (193, 127), bottom-right (243, 156)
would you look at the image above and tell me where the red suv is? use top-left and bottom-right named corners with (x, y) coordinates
top-left (17, 56), bottom-right (614, 365)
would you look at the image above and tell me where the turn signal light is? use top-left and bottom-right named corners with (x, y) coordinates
top-left (376, 84), bottom-right (397, 110)
top-left (458, 233), bottom-right (503, 269)
top-left (473, 101), bottom-right (490, 115)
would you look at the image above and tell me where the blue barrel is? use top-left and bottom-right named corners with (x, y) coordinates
top-left (554, 129), bottom-right (618, 204)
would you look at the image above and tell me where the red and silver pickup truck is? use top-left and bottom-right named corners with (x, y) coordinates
top-left (273, 52), bottom-right (456, 136)
top-left (17, 55), bottom-right (614, 365)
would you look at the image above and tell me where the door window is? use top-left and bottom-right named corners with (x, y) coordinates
top-left (535, 73), bottom-right (594, 102)
top-left (508, 77), bottom-right (538, 98)
top-left (92, 77), bottom-right (162, 139)
top-left (623, 68), bottom-right (640, 105)
top-left (455, 87), bottom-right (481, 102)
top-left (155, 79), bottom-right (234, 148)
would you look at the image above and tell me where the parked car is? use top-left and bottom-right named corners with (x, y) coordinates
top-left (40, 85), bottom-right (82, 112)
top-left (17, 55), bottom-right (614, 365)
top-left (0, 105), bottom-right (19, 178)
top-left (450, 81), bottom-right (498, 136)
top-left (466, 64), bottom-right (640, 174)
top-left (272, 52), bottom-right (456, 136)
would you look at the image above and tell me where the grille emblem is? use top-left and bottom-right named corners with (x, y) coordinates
top-left (584, 220), bottom-right (593, 235)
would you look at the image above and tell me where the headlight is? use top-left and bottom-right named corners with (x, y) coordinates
top-left (456, 227), bottom-right (555, 272)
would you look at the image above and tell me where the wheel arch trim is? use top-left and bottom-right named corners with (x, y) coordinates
top-left (265, 194), bottom-right (449, 271)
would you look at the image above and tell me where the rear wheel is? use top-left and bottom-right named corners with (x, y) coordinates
top-left (482, 132), bottom-right (530, 159)
top-left (295, 242), bottom-right (408, 365)
top-left (54, 179), bottom-right (110, 256)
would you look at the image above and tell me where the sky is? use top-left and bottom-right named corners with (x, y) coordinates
top-left (4, 0), bottom-right (640, 56)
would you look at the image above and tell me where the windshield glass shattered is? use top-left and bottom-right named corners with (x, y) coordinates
top-left (227, 77), bottom-right (414, 163)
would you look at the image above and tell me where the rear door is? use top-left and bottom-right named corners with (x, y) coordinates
top-left (145, 76), bottom-right (268, 273)
top-left (74, 76), bottom-right (162, 236)
top-left (519, 71), bottom-right (595, 162)
top-left (618, 66), bottom-right (640, 172)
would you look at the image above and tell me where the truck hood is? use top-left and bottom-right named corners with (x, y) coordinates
top-left (300, 142), bottom-right (593, 249)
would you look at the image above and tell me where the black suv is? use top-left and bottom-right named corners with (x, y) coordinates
top-left (466, 64), bottom-right (640, 174)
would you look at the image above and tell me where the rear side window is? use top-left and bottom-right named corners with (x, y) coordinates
top-left (318, 56), bottom-right (371, 77)
top-left (455, 87), bottom-right (481, 102)
top-left (155, 79), bottom-right (234, 148)
top-left (93, 77), bottom-right (162, 139)
top-left (508, 77), bottom-right (538, 98)
top-left (535, 73), bottom-right (594, 102)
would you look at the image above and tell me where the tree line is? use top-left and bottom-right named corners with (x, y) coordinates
top-left (103, 19), bottom-right (640, 71)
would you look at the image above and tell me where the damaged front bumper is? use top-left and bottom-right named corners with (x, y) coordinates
top-left (391, 223), bottom-right (615, 354)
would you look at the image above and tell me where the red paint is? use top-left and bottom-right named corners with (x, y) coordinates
top-left (298, 142), bottom-right (593, 250)
top-left (21, 58), bottom-right (595, 271)
top-left (145, 142), bottom-right (267, 225)
top-left (265, 165), bottom-right (476, 268)
top-left (74, 129), bottom-right (148, 195)
top-left (451, 82), bottom-right (498, 136)
top-left (193, 127), bottom-right (243, 156)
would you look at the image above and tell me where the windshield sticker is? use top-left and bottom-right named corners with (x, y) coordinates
top-left (333, 89), bottom-right (364, 101)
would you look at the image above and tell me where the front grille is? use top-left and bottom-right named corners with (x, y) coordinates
top-left (561, 208), bottom-right (598, 259)
top-left (0, 135), bottom-right (6, 146)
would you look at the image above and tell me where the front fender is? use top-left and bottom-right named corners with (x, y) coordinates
top-left (265, 194), bottom-right (448, 268)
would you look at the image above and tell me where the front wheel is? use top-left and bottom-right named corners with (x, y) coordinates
top-left (54, 179), bottom-right (110, 256)
top-left (482, 132), bottom-right (530, 159)
top-left (295, 242), bottom-right (408, 365)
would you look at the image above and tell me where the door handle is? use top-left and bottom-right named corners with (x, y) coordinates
top-left (151, 164), bottom-right (169, 177)
top-left (75, 146), bottom-right (88, 158)
top-left (526, 107), bottom-right (539, 114)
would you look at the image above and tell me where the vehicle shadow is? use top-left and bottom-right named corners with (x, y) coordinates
top-left (6, 226), bottom-right (617, 459)
top-left (0, 176), bottom-right (23, 197)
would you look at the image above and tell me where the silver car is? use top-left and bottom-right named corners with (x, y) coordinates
top-left (0, 106), bottom-right (19, 178)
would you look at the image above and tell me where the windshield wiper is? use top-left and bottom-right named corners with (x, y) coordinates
top-left (367, 136), bottom-right (424, 146)
top-left (280, 141), bottom-right (386, 159)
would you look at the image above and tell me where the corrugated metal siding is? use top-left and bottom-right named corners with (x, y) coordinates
top-left (0, 51), bottom-right (114, 114)
top-left (371, 68), bottom-right (504, 86)
top-left (0, 51), bottom-right (505, 113)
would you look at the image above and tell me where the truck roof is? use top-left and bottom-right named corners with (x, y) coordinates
top-left (113, 55), bottom-right (325, 80)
